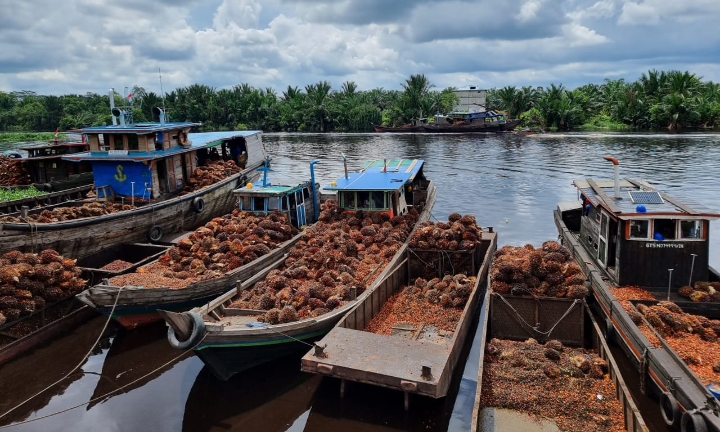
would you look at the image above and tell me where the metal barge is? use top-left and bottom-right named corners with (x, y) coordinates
top-left (470, 291), bottom-right (649, 432)
top-left (300, 231), bottom-right (497, 408)
top-left (555, 160), bottom-right (720, 431)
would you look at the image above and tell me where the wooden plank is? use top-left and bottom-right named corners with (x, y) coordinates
top-left (586, 177), bottom-right (622, 214)
top-left (626, 178), bottom-right (699, 215)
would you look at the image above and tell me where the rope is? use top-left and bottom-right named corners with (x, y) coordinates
top-left (0, 332), bottom-right (205, 429)
top-left (259, 325), bottom-right (314, 348)
top-left (497, 295), bottom-right (580, 337)
top-left (20, 217), bottom-right (37, 254)
top-left (0, 286), bottom-right (125, 422)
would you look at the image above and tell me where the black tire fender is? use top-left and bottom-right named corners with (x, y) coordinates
top-left (192, 197), bottom-right (205, 213)
top-left (660, 391), bottom-right (681, 427)
top-left (167, 312), bottom-right (205, 350)
top-left (605, 318), bottom-right (616, 343)
top-left (147, 225), bottom-right (163, 242)
top-left (681, 410), bottom-right (708, 432)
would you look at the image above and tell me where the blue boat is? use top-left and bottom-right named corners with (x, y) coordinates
top-left (0, 97), bottom-right (267, 259)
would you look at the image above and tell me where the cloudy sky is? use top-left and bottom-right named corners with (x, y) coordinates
top-left (1, 0), bottom-right (719, 95)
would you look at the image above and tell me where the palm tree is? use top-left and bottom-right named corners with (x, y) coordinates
top-left (304, 81), bottom-right (333, 132)
top-left (401, 74), bottom-right (434, 121)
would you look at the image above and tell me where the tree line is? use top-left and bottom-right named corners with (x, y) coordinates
top-left (0, 70), bottom-right (717, 133)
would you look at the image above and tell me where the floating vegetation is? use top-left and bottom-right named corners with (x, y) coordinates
top-left (0, 185), bottom-right (44, 202)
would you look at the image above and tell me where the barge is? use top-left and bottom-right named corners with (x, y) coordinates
top-left (555, 157), bottom-right (720, 431)
top-left (162, 158), bottom-right (436, 380)
top-left (467, 240), bottom-right (648, 431)
top-left (300, 221), bottom-right (496, 408)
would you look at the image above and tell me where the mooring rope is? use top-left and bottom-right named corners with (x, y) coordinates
top-left (497, 295), bottom-right (580, 337)
top-left (0, 286), bottom-right (125, 423)
top-left (0, 332), bottom-right (206, 429)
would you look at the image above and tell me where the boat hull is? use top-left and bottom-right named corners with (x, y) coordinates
top-left (372, 125), bottom-right (425, 133)
top-left (196, 324), bottom-right (334, 381)
top-left (421, 118), bottom-right (521, 133)
top-left (77, 230), bottom-right (306, 329)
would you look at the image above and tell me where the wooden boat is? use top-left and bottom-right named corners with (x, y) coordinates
top-left (554, 157), bottom-right (720, 432)
top-left (0, 185), bottom-right (93, 216)
top-left (470, 289), bottom-right (648, 432)
top-left (300, 229), bottom-right (496, 407)
top-left (76, 160), bottom-right (323, 329)
top-left (161, 158), bottom-right (436, 380)
top-left (1, 134), bottom-right (92, 191)
top-left (0, 116), bottom-right (267, 259)
top-left (374, 110), bottom-right (521, 133)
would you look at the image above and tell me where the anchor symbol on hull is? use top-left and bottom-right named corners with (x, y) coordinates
top-left (114, 165), bottom-right (127, 182)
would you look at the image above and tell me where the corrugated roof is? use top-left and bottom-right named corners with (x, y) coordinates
top-left (233, 182), bottom-right (306, 196)
top-left (325, 159), bottom-right (423, 191)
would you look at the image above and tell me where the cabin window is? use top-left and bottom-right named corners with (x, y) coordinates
top-left (680, 220), bottom-right (702, 239)
top-left (101, 134), bottom-right (110, 151)
top-left (127, 134), bottom-right (139, 151)
top-left (303, 187), bottom-right (310, 200)
top-left (282, 196), bottom-right (289, 211)
top-left (341, 192), bottom-right (356, 209)
top-left (653, 219), bottom-right (676, 240)
top-left (253, 197), bottom-right (266, 212)
top-left (370, 191), bottom-right (385, 209)
top-left (268, 197), bottom-right (280, 210)
top-left (629, 220), bottom-right (649, 239)
top-left (239, 196), bottom-right (250, 211)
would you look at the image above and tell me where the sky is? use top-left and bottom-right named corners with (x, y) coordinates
top-left (1, 0), bottom-right (720, 96)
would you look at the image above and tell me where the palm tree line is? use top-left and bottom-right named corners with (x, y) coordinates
top-left (0, 70), bottom-right (717, 133)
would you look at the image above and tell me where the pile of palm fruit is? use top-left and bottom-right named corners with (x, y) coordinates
top-left (0, 202), bottom-right (135, 223)
top-left (481, 338), bottom-right (622, 432)
top-left (489, 241), bottom-right (589, 299)
top-left (181, 160), bottom-right (241, 193)
top-left (228, 200), bottom-right (420, 324)
top-left (0, 156), bottom-right (31, 186)
top-left (678, 281), bottom-right (720, 302)
top-left (108, 209), bottom-right (298, 288)
top-left (407, 213), bottom-right (483, 250)
top-left (0, 249), bottom-right (87, 326)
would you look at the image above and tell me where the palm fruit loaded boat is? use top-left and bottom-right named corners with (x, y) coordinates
top-left (161, 158), bottom-right (436, 380)
top-left (0, 91), bottom-right (266, 259)
top-left (555, 156), bottom-right (720, 432)
top-left (76, 159), bottom-right (323, 329)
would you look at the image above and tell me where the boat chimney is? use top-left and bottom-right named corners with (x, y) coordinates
top-left (109, 88), bottom-right (117, 126)
top-left (152, 107), bottom-right (166, 125)
top-left (341, 152), bottom-right (348, 180)
top-left (603, 156), bottom-right (620, 198)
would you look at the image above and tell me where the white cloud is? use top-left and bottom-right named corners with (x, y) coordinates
top-left (618, 2), bottom-right (660, 25)
top-left (562, 23), bottom-right (609, 46)
top-left (568, 0), bottom-right (617, 21)
top-left (213, 0), bottom-right (262, 29)
top-left (516, 0), bottom-right (544, 22)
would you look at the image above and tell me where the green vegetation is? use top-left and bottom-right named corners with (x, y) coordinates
top-left (0, 132), bottom-right (63, 143)
top-left (1, 70), bottom-right (718, 133)
top-left (0, 186), bottom-right (45, 202)
top-left (487, 70), bottom-right (720, 131)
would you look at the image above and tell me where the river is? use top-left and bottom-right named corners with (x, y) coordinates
top-left (0, 132), bottom-right (718, 432)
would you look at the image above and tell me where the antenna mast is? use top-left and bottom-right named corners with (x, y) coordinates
top-left (159, 67), bottom-right (167, 118)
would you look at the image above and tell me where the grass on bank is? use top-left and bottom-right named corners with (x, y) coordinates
top-left (0, 132), bottom-right (63, 144)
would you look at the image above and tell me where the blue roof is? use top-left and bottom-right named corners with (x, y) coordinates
top-left (80, 122), bottom-right (199, 134)
top-left (325, 159), bottom-right (424, 191)
top-left (62, 130), bottom-right (261, 162)
top-left (233, 181), bottom-right (309, 197)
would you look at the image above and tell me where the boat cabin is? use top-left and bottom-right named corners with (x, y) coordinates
top-left (234, 159), bottom-right (320, 228)
top-left (558, 176), bottom-right (720, 288)
top-left (64, 118), bottom-right (258, 201)
top-left (325, 159), bottom-right (430, 218)
top-left (433, 109), bottom-right (509, 126)
top-left (17, 137), bottom-right (92, 187)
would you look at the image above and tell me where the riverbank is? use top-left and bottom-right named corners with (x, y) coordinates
top-left (0, 132), bottom-right (62, 144)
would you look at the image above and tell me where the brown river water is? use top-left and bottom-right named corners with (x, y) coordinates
top-left (1, 132), bottom-right (719, 431)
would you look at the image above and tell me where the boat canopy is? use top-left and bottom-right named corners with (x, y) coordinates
top-left (574, 178), bottom-right (720, 220)
top-left (62, 131), bottom-right (261, 162)
top-left (324, 159), bottom-right (423, 191)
